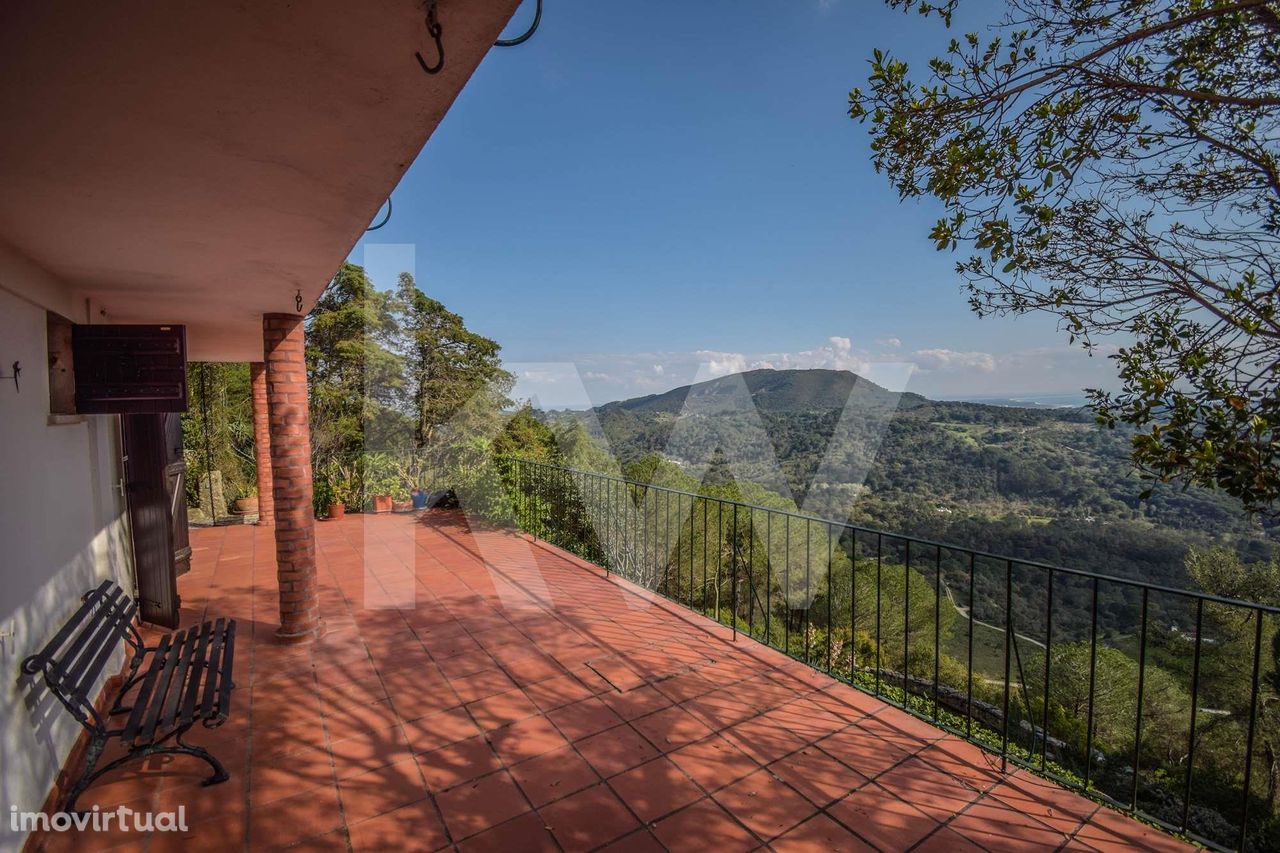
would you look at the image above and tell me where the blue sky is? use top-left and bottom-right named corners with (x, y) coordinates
top-left (352, 0), bottom-right (1117, 408)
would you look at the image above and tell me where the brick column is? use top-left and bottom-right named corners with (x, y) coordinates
top-left (263, 314), bottom-right (321, 642)
top-left (249, 362), bottom-right (275, 526)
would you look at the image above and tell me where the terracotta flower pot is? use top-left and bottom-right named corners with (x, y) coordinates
top-left (234, 496), bottom-right (258, 514)
top-left (372, 494), bottom-right (393, 514)
top-left (328, 502), bottom-right (346, 520)
top-left (392, 500), bottom-right (414, 513)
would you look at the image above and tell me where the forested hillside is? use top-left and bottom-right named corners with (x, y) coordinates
top-left (564, 369), bottom-right (1277, 594)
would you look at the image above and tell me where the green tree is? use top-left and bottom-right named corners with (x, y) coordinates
top-left (554, 419), bottom-right (617, 473)
top-left (850, 0), bottom-right (1280, 511)
top-left (394, 272), bottom-right (512, 454)
top-left (1186, 547), bottom-right (1280, 816)
top-left (1044, 643), bottom-right (1190, 767)
top-left (306, 262), bottom-right (406, 469)
top-left (495, 405), bottom-right (560, 462)
top-left (182, 362), bottom-right (254, 509)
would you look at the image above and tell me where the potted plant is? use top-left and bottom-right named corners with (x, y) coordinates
top-left (329, 481), bottom-right (351, 520)
top-left (370, 473), bottom-right (396, 513)
top-left (370, 474), bottom-right (395, 513)
top-left (362, 452), bottom-right (396, 513)
top-left (233, 489), bottom-right (258, 515)
top-left (391, 483), bottom-right (413, 513)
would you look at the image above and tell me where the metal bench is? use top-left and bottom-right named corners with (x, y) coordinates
top-left (21, 579), bottom-right (237, 812)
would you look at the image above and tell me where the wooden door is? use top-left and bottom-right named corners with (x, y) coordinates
top-left (122, 413), bottom-right (180, 627)
top-left (163, 412), bottom-right (192, 577)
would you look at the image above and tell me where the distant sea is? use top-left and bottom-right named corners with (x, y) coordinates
top-left (940, 393), bottom-right (1092, 410)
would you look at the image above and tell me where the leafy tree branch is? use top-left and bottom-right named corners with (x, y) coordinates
top-left (851, 0), bottom-right (1280, 511)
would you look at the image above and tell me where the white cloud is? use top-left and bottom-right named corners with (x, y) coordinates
top-left (910, 348), bottom-right (996, 373)
top-left (652, 364), bottom-right (664, 376)
top-left (695, 351), bottom-right (749, 378)
top-left (876, 336), bottom-right (902, 348)
top-left (744, 337), bottom-right (869, 376)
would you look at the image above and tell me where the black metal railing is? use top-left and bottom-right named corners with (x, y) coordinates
top-left (499, 457), bottom-right (1279, 851)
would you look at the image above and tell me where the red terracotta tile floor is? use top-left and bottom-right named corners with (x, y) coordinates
top-left (31, 512), bottom-right (1194, 852)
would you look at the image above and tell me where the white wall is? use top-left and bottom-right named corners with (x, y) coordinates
top-left (0, 256), bottom-right (133, 850)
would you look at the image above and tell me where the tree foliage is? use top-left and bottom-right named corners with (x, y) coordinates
top-left (589, 374), bottom-right (1278, 622)
top-left (306, 262), bottom-right (405, 469)
top-left (182, 362), bottom-right (254, 510)
top-left (303, 262), bottom-right (525, 510)
top-left (395, 271), bottom-right (511, 452)
top-left (1044, 643), bottom-right (1190, 763)
top-left (181, 262), bottom-right (533, 515)
top-left (850, 0), bottom-right (1280, 511)
top-left (1186, 547), bottom-right (1280, 814)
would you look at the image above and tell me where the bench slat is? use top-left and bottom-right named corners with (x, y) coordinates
top-left (63, 593), bottom-right (136, 704)
top-left (180, 621), bottom-right (213, 728)
top-left (216, 620), bottom-right (236, 719)
top-left (123, 632), bottom-right (172, 745)
top-left (64, 591), bottom-right (135, 696)
top-left (139, 628), bottom-right (186, 743)
top-left (28, 580), bottom-right (114, 672)
top-left (201, 618), bottom-right (226, 716)
top-left (49, 585), bottom-right (127, 687)
top-left (161, 625), bottom-right (200, 731)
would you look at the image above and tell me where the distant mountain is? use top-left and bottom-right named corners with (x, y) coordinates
top-left (597, 368), bottom-right (928, 416)
top-left (561, 368), bottom-right (1272, 583)
top-left (577, 370), bottom-right (1264, 531)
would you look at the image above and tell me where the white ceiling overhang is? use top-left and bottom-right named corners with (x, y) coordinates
top-left (0, 0), bottom-right (520, 360)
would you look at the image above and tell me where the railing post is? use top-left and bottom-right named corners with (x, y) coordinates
top-left (785, 518), bottom-right (792, 655)
top-left (827, 525), bottom-right (834, 674)
top-left (716, 501), bottom-right (724, 625)
top-left (1001, 559), bottom-right (1013, 771)
top-left (904, 539), bottom-right (911, 707)
top-left (765, 512), bottom-right (772, 643)
top-left (1181, 598), bottom-right (1204, 833)
top-left (642, 484), bottom-right (649, 584)
top-left (966, 552), bottom-right (975, 738)
top-left (851, 529), bottom-right (858, 680)
top-left (1238, 609), bottom-right (1264, 851)
top-left (702, 498), bottom-right (709, 617)
top-left (1084, 577), bottom-right (1099, 790)
top-left (805, 518), bottom-right (812, 664)
top-left (731, 503), bottom-right (738, 641)
top-left (1040, 568), bottom-right (1053, 770)
top-left (1131, 587), bottom-right (1149, 811)
top-left (748, 509), bottom-right (755, 637)
top-left (933, 546), bottom-right (941, 721)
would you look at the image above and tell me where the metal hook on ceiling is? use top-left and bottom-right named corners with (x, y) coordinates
top-left (495, 0), bottom-right (542, 47)
top-left (366, 197), bottom-right (393, 232)
top-left (416, 1), bottom-right (444, 74)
